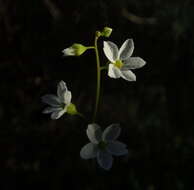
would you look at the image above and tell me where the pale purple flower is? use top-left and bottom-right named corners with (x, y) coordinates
top-left (80, 123), bottom-right (128, 170)
top-left (103, 39), bottom-right (146, 81)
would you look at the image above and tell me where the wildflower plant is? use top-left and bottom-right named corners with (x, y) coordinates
top-left (41, 27), bottom-right (146, 170)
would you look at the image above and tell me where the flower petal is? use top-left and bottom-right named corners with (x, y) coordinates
top-left (57, 81), bottom-right (67, 101)
top-left (42, 107), bottom-right (62, 114)
top-left (51, 108), bottom-right (66, 119)
top-left (103, 41), bottom-right (119, 62)
top-left (107, 141), bottom-right (128, 156)
top-left (120, 70), bottom-right (136, 81)
top-left (80, 143), bottom-right (98, 159)
top-left (122, 57), bottom-right (146, 70)
top-left (62, 47), bottom-right (75, 56)
top-left (64, 90), bottom-right (72, 105)
top-left (41, 94), bottom-right (61, 107)
top-left (87, 123), bottom-right (102, 144)
top-left (97, 150), bottom-right (113, 170)
top-left (102, 124), bottom-right (121, 142)
top-left (108, 64), bottom-right (122, 79)
top-left (118, 39), bottom-right (134, 60)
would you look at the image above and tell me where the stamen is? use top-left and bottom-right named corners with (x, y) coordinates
top-left (114, 60), bottom-right (123, 69)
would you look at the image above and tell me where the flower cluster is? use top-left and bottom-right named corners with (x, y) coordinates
top-left (41, 27), bottom-right (146, 170)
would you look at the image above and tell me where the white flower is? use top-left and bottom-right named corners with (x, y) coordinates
top-left (80, 123), bottom-right (128, 170)
top-left (103, 39), bottom-right (146, 81)
top-left (42, 81), bottom-right (77, 119)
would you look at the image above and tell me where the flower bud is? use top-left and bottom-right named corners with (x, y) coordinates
top-left (101, 27), bottom-right (113, 37)
top-left (62, 43), bottom-right (88, 56)
top-left (95, 31), bottom-right (102, 38)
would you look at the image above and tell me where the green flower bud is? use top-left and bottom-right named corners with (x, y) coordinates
top-left (62, 43), bottom-right (88, 56)
top-left (101, 27), bottom-right (113, 37)
top-left (66, 103), bottom-right (78, 115)
top-left (95, 31), bottom-right (102, 38)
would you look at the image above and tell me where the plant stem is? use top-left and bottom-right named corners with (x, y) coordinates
top-left (77, 112), bottom-right (86, 120)
top-left (87, 46), bottom-right (95, 49)
top-left (100, 65), bottom-right (108, 71)
top-left (93, 35), bottom-right (101, 122)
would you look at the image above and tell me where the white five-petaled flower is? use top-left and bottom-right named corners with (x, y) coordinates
top-left (42, 81), bottom-right (76, 119)
top-left (80, 123), bottom-right (128, 170)
top-left (103, 39), bottom-right (146, 81)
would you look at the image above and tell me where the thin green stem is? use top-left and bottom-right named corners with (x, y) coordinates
top-left (93, 35), bottom-right (101, 122)
top-left (100, 65), bottom-right (108, 71)
top-left (87, 46), bottom-right (95, 49)
top-left (105, 61), bottom-right (110, 65)
top-left (77, 112), bottom-right (86, 120)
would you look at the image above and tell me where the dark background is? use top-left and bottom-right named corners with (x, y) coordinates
top-left (1, 0), bottom-right (194, 189)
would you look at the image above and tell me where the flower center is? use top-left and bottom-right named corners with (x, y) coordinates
top-left (98, 141), bottom-right (107, 150)
top-left (114, 60), bottom-right (123, 69)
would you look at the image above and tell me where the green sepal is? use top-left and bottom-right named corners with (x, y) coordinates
top-left (66, 103), bottom-right (78, 115)
top-left (72, 43), bottom-right (88, 56)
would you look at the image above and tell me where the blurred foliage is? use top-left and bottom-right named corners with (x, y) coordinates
top-left (1, 0), bottom-right (194, 189)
